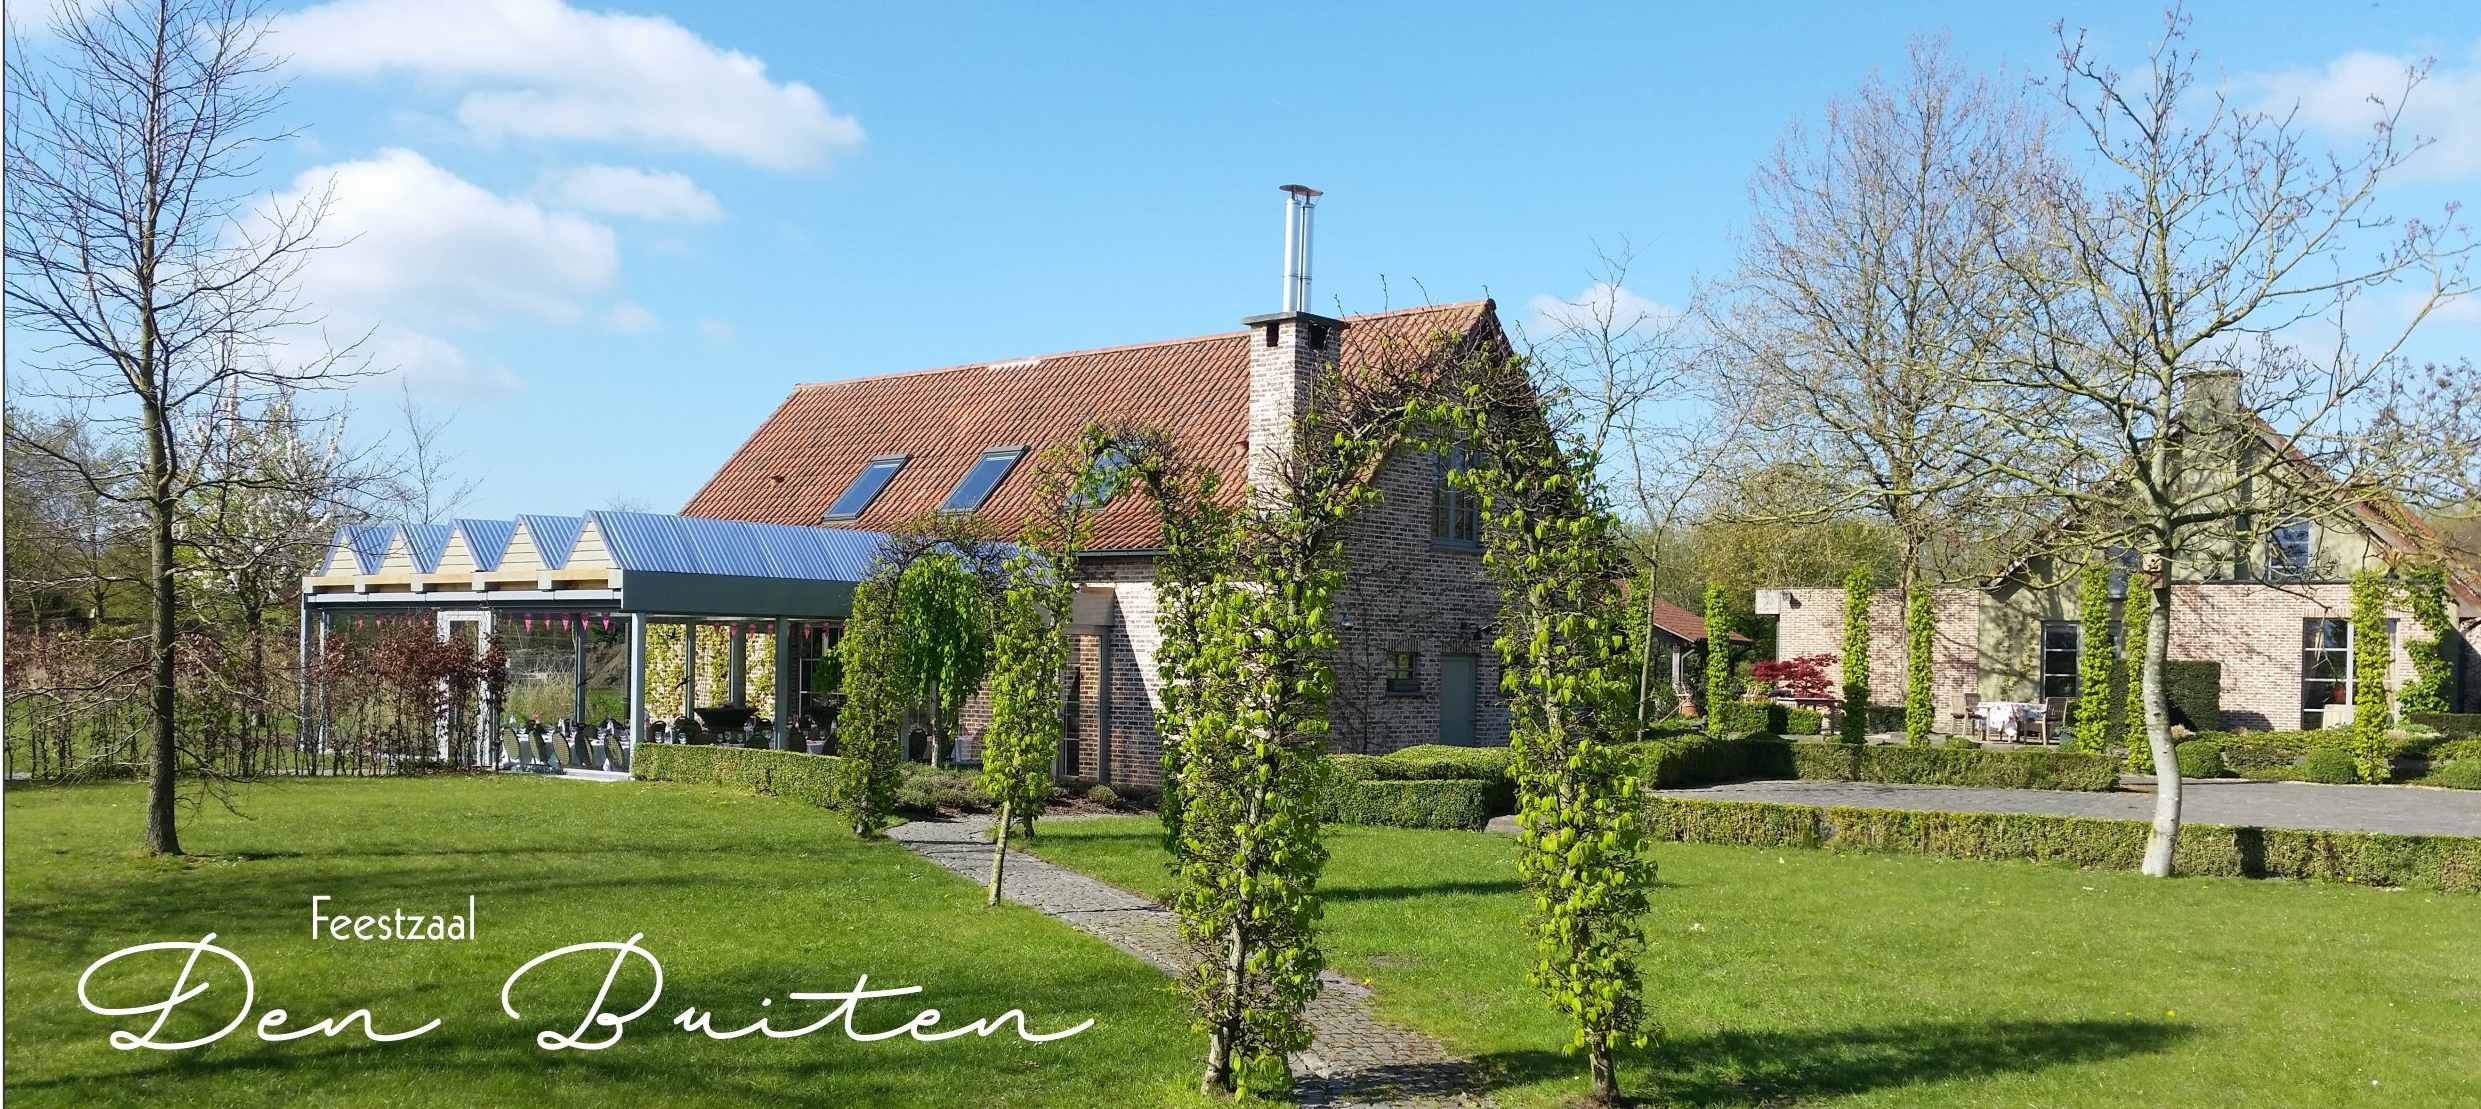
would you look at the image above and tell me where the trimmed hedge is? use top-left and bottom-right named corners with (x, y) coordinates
top-left (1782, 706), bottom-right (1823, 735)
top-left (2163, 659), bottom-right (2222, 731)
top-left (633, 744), bottom-right (844, 809)
top-left (1646, 797), bottom-right (2481, 893)
top-left (1331, 744), bottom-right (1517, 814)
top-left (2297, 748), bottom-right (2359, 784)
top-left (2407, 713), bottom-right (2481, 738)
top-left (2422, 760), bottom-right (2481, 790)
top-left (1630, 731), bottom-right (1795, 789)
top-left (2174, 740), bottom-right (2228, 779)
top-left (1323, 778), bottom-right (1494, 831)
top-left (1787, 742), bottom-right (2121, 791)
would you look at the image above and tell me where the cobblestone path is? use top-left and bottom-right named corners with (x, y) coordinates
top-left (887, 815), bottom-right (1492, 1108)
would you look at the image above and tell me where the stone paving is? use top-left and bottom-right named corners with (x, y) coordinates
top-left (887, 815), bottom-right (1491, 1108)
top-left (1655, 778), bottom-right (2481, 838)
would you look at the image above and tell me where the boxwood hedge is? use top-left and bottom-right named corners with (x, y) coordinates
top-left (1322, 778), bottom-right (1495, 831)
top-left (634, 744), bottom-right (844, 810)
top-left (1788, 742), bottom-right (2121, 791)
top-left (1647, 796), bottom-right (2481, 892)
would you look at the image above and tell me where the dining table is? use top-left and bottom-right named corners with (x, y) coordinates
top-left (1976, 700), bottom-right (2047, 739)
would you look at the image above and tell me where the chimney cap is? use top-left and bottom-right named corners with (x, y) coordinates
top-left (1280, 184), bottom-right (1323, 197)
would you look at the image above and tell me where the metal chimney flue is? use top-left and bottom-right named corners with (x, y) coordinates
top-left (1280, 184), bottom-right (1321, 313)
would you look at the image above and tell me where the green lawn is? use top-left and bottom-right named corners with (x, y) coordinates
top-left (1025, 817), bottom-right (2481, 1108)
top-left (3, 777), bottom-right (1213, 1108)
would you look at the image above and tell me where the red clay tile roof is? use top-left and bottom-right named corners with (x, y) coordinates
top-left (1644, 596), bottom-right (1747, 644)
top-left (683, 301), bottom-right (1498, 550)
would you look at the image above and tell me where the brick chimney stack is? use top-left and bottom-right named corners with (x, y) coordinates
top-left (1243, 185), bottom-right (1345, 493)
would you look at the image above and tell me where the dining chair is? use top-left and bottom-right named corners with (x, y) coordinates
top-left (2041, 696), bottom-right (2070, 746)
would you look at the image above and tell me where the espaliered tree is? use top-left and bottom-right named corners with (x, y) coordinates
top-left (2120, 584), bottom-right (2154, 774)
top-left (834, 516), bottom-right (1011, 835)
top-left (1114, 427), bottom-right (1240, 854)
top-left (1840, 565), bottom-right (1873, 743)
top-left (896, 550), bottom-right (994, 768)
top-left (1416, 356), bottom-right (1655, 1108)
top-left (1149, 330), bottom-right (1456, 1098)
top-left (982, 432), bottom-right (1114, 905)
top-left (1904, 590), bottom-right (1935, 746)
top-left (2071, 564), bottom-right (2115, 754)
top-left (1702, 584), bottom-right (1733, 737)
top-left (2349, 570), bottom-right (2393, 782)
top-left (835, 574), bottom-right (908, 836)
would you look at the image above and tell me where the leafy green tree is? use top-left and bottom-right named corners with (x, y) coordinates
top-left (834, 575), bottom-right (909, 836)
top-left (1703, 585), bottom-right (1734, 737)
top-left (895, 550), bottom-right (993, 768)
top-left (1904, 589), bottom-right (1935, 746)
top-left (2071, 564), bottom-right (2115, 754)
top-left (2122, 584), bottom-right (2154, 774)
top-left (2398, 564), bottom-right (2453, 715)
top-left (1419, 362), bottom-right (1654, 1107)
top-left (2350, 571), bottom-right (2392, 782)
top-left (1116, 428), bottom-right (1239, 854)
top-left (1840, 565), bottom-right (1873, 743)
top-left (982, 434), bottom-right (1114, 904)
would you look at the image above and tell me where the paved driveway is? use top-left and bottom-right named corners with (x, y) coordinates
top-left (1657, 779), bottom-right (2481, 838)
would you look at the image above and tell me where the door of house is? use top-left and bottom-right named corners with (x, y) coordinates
top-left (1438, 654), bottom-right (1477, 746)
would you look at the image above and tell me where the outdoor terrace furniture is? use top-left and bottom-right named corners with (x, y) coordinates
top-left (1953, 693), bottom-right (1984, 741)
top-left (2041, 696), bottom-right (2070, 745)
top-left (694, 705), bottom-right (759, 733)
top-left (1976, 700), bottom-right (2046, 741)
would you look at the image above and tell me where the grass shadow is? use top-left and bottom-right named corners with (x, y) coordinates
top-left (1323, 879), bottom-right (1524, 903)
top-left (1468, 1017), bottom-right (2192, 1106)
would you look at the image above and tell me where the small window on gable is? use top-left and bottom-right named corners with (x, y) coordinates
top-left (941, 447), bottom-right (1026, 514)
top-left (1387, 651), bottom-right (1421, 696)
top-left (1432, 445), bottom-right (1479, 545)
top-left (2267, 521), bottom-right (2312, 581)
top-left (823, 455), bottom-right (907, 522)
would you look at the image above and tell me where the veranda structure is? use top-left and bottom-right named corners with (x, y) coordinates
top-left (301, 511), bottom-right (888, 761)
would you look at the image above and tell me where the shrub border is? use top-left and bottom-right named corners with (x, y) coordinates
top-left (1647, 796), bottom-right (2481, 893)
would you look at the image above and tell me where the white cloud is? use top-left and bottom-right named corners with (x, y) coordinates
top-left (698, 318), bottom-right (737, 344)
top-left (549, 164), bottom-right (722, 222)
top-left (371, 329), bottom-right (526, 401)
top-left (262, 149), bottom-right (621, 402)
top-left (1526, 283), bottom-right (1679, 338)
top-left (2252, 41), bottom-right (2481, 179)
top-left (276, 148), bottom-right (618, 327)
top-left (271, 0), bottom-right (863, 171)
top-left (608, 302), bottom-right (658, 332)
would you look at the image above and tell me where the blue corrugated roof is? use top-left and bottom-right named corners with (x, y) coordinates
top-left (589, 511), bottom-right (890, 580)
top-left (452, 519), bottom-right (517, 571)
top-left (518, 514), bottom-right (587, 569)
top-left (401, 523), bottom-right (453, 573)
top-left (326, 513), bottom-right (890, 584)
top-left (334, 524), bottom-right (395, 574)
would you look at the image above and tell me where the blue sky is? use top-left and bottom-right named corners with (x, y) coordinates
top-left (12, 1), bottom-right (2480, 518)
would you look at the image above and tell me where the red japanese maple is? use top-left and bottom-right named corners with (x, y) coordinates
top-left (1751, 654), bottom-right (1836, 700)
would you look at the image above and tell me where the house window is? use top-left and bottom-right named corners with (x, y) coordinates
top-left (1432, 446), bottom-right (1479, 545)
top-left (1387, 651), bottom-right (1421, 696)
top-left (2266, 522), bottom-right (2312, 581)
top-left (2302, 618), bottom-right (2351, 729)
top-left (2040, 622), bottom-right (2081, 698)
top-left (940, 447), bottom-right (1025, 513)
top-left (823, 455), bottom-right (907, 522)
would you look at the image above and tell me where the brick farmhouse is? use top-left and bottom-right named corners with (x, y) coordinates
top-left (684, 301), bottom-right (1517, 785)
top-left (1765, 424), bottom-right (2481, 734)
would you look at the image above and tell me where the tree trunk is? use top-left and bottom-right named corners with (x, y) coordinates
top-left (986, 799), bottom-right (1012, 906)
top-left (1202, 777), bottom-right (1268, 1097)
top-left (2139, 574), bottom-right (2180, 877)
top-left (142, 397), bottom-right (181, 856)
top-left (1587, 1029), bottom-right (1620, 1106)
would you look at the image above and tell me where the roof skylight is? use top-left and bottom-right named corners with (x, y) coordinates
top-left (823, 455), bottom-right (907, 522)
top-left (940, 447), bottom-right (1026, 514)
